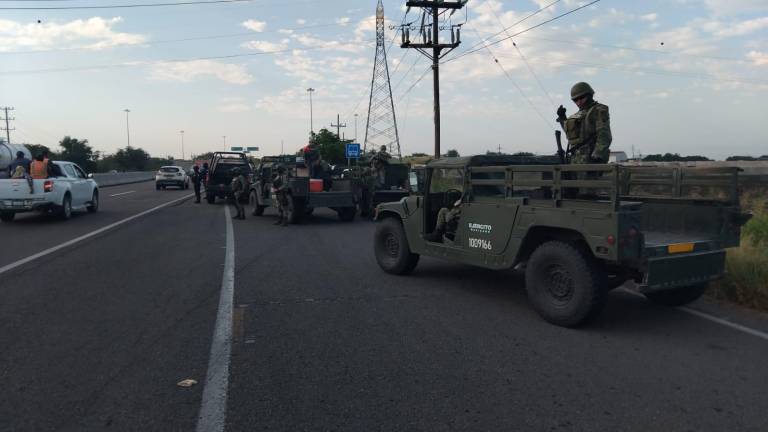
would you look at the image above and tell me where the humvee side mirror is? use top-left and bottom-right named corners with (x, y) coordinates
top-left (409, 172), bottom-right (419, 193)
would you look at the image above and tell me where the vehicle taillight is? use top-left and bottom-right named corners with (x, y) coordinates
top-left (606, 235), bottom-right (616, 246)
top-left (44, 180), bottom-right (53, 193)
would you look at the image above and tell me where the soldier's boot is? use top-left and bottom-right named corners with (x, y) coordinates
top-left (424, 227), bottom-right (444, 243)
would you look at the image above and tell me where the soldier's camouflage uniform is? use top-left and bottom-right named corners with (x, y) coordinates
top-left (564, 100), bottom-right (612, 164)
top-left (230, 173), bottom-right (246, 219)
top-left (272, 171), bottom-right (289, 226)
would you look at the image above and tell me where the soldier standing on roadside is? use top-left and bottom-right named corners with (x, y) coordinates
top-left (190, 165), bottom-right (203, 203)
top-left (557, 82), bottom-right (612, 164)
top-left (230, 167), bottom-right (246, 220)
top-left (272, 165), bottom-right (289, 226)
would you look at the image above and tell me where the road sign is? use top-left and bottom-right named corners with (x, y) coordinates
top-left (230, 146), bottom-right (244, 152)
top-left (345, 143), bottom-right (361, 159)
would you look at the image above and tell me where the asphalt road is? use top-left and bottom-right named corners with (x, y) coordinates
top-left (1, 182), bottom-right (767, 431)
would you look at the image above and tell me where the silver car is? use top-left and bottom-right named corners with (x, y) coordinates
top-left (155, 166), bottom-right (189, 190)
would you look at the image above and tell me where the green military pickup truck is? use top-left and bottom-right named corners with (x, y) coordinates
top-left (373, 155), bottom-right (751, 327)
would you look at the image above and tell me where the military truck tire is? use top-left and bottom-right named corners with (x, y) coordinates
top-left (525, 241), bottom-right (605, 327)
top-left (374, 217), bottom-right (420, 275)
top-left (338, 207), bottom-right (356, 222)
top-left (0, 211), bottom-right (15, 222)
top-left (286, 196), bottom-right (303, 224)
top-left (250, 191), bottom-right (265, 216)
top-left (644, 283), bottom-right (707, 307)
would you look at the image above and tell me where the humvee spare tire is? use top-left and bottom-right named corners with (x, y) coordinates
top-left (374, 217), bottom-right (420, 275)
top-left (525, 241), bottom-right (605, 327)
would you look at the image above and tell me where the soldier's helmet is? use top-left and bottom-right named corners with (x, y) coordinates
top-left (570, 82), bottom-right (595, 100)
top-left (380, 145), bottom-right (387, 152)
top-left (275, 164), bottom-right (286, 173)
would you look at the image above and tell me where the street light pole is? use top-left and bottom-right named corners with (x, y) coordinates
top-left (223, 135), bottom-right (227, 151)
top-left (306, 87), bottom-right (315, 134)
top-left (354, 113), bottom-right (359, 142)
top-left (179, 130), bottom-right (185, 160)
top-left (123, 109), bottom-right (131, 147)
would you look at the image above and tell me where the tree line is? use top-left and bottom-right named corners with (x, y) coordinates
top-left (25, 137), bottom-right (174, 173)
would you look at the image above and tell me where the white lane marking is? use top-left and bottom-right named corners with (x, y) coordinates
top-left (109, 191), bottom-right (136, 197)
top-left (0, 194), bottom-right (194, 276)
top-left (619, 288), bottom-right (768, 342)
top-left (680, 306), bottom-right (768, 342)
top-left (196, 206), bottom-right (235, 432)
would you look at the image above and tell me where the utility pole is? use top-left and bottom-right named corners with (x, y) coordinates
top-left (0, 107), bottom-right (15, 145)
top-left (306, 88), bottom-right (315, 134)
top-left (222, 135), bottom-right (227, 151)
top-left (123, 109), bottom-right (131, 147)
top-left (354, 113), bottom-right (359, 142)
top-left (179, 130), bottom-right (185, 160)
top-left (401, 0), bottom-right (466, 158)
top-left (331, 114), bottom-right (347, 139)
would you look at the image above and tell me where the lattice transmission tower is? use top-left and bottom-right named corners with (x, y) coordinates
top-left (363, 0), bottom-right (401, 159)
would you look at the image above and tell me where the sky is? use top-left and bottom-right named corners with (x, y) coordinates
top-left (0, 0), bottom-right (767, 160)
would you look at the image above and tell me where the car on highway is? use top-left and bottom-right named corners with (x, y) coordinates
top-left (155, 166), bottom-right (189, 190)
top-left (0, 161), bottom-right (99, 222)
top-left (373, 155), bottom-right (752, 327)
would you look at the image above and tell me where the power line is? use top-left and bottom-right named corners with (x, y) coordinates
top-left (0, 43), bottom-right (370, 75)
top-left (451, 0), bottom-right (563, 63)
top-left (0, 18), bottom-right (376, 56)
top-left (489, 14), bottom-right (557, 108)
top-left (444, 0), bottom-right (601, 65)
top-left (0, 0), bottom-right (259, 10)
top-left (467, 28), bottom-right (552, 131)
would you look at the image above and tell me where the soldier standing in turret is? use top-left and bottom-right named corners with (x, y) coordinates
top-left (557, 82), bottom-right (612, 164)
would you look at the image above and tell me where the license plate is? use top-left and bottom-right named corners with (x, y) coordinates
top-left (668, 243), bottom-right (695, 254)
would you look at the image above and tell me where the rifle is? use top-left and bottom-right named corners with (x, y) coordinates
top-left (555, 131), bottom-right (566, 164)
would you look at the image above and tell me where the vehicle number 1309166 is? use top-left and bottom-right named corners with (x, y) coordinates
top-left (469, 238), bottom-right (493, 251)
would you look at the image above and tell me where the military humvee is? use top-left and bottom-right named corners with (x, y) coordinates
top-left (356, 163), bottom-right (412, 217)
top-left (373, 155), bottom-right (751, 327)
top-left (249, 155), bottom-right (357, 224)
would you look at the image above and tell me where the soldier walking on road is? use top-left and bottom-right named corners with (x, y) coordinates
top-left (230, 167), bottom-right (246, 220)
top-left (190, 165), bottom-right (203, 203)
top-left (557, 82), bottom-right (612, 164)
top-left (272, 165), bottom-right (289, 226)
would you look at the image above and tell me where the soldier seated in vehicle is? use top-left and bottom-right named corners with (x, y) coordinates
top-left (425, 190), bottom-right (463, 243)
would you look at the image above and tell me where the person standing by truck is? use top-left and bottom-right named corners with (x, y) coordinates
top-left (190, 165), bottom-right (203, 203)
top-left (229, 167), bottom-right (246, 220)
top-left (272, 165), bottom-right (289, 226)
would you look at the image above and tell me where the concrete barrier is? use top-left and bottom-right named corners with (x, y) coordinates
top-left (93, 172), bottom-right (155, 187)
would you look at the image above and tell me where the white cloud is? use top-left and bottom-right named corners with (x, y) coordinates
top-left (710, 16), bottom-right (768, 37)
top-left (296, 19), bottom-right (307, 25)
top-left (0, 17), bottom-right (145, 52)
top-left (150, 60), bottom-right (253, 85)
top-left (747, 51), bottom-right (768, 65)
top-left (639, 13), bottom-right (658, 22)
top-left (336, 17), bottom-right (351, 26)
top-left (703, 0), bottom-right (768, 16)
top-left (216, 97), bottom-right (251, 113)
top-left (242, 19), bottom-right (266, 32)
top-left (241, 40), bottom-right (287, 52)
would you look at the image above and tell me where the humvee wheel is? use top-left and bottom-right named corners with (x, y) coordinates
top-left (374, 217), bottom-right (420, 275)
top-left (644, 283), bottom-right (707, 307)
top-left (525, 241), bottom-right (605, 327)
top-left (285, 196), bottom-right (303, 224)
top-left (250, 191), bottom-right (265, 216)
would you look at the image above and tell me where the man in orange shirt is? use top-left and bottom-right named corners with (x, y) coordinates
top-left (30, 154), bottom-right (49, 179)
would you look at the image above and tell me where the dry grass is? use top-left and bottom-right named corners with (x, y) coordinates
top-left (709, 186), bottom-right (768, 311)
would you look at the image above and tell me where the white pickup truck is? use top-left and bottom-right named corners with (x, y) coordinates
top-left (0, 161), bottom-right (99, 222)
